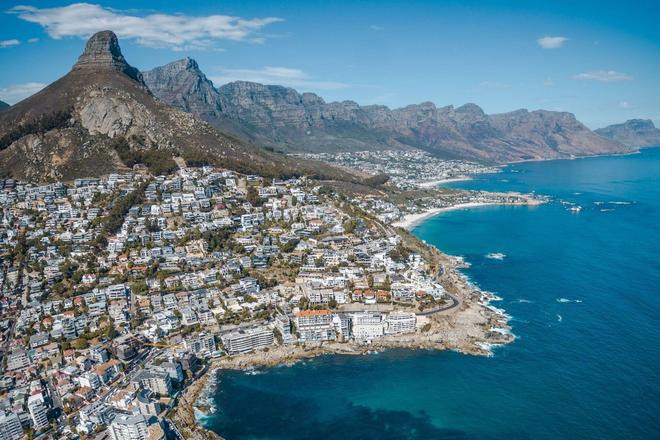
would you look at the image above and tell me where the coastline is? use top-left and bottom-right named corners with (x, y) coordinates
top-left (184, 245), bottom-right (515, 439)
top-left (391, 202), bottom-right (499, 230)
top-left (416, 175), bottom-right (472, 188)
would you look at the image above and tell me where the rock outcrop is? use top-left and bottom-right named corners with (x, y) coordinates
top-left (72, 30), bottom-right (145, 85)
top-left (595, 119), bottom-right (660, 148)
top-left (143, 61), bottom-right (632, 163)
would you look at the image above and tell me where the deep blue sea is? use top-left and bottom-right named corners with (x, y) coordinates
top-left (203, 148), bottom-right (660, 440)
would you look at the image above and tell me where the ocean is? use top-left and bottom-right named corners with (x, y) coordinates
top-left (201, 147), bottom-right (660, 439)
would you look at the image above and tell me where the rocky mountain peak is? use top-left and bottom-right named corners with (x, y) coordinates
top-left (179, 57), bottom-right (200, 71)
top-left (455, 103), bottom-right (485, 116)
top-left (595, 119), bottom-right (660, 148)
top-left (623, 119), bottom-right (655, 129)
top-left (73, 30), bottom-right (144, 84)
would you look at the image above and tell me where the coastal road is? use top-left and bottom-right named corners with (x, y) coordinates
top-left (416, 293), bottom-right (459, 316)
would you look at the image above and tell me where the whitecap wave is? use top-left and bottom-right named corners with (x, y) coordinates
top-left (515, 299), bottom-right (532, 303)
top-left (557, 314), bottom-right (562, 322)
top-left (556, 298), bottom-right (582, 303)
top-left (485, 252), bottom-right (506, 260)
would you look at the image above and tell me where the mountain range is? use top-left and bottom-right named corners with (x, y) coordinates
top-left (0, 100), bottom-right (9, 111)
top-left (0, 31), bottom-right (658, 182)
top-left (0, 32), bottom-right (355, 183)
top-left (142, 58), bottom-right (644, 163)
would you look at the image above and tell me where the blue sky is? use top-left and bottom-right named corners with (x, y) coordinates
top-left (0, 0), bottom-right (658, 128)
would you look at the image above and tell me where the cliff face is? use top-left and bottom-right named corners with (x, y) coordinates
top-left (143, 60), bottom-right (631, 163)
top-left (0, 32), bottom-right (356, 183)
top-left (216, 83), bottom-right (631, 162)
top-left (142, 58), bottom-right (226, 123)
top-left (595, 119), bottom-right (660, 148)
top-left (212, 81), bottom-right (631, 161)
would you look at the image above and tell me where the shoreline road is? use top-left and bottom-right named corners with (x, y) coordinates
top-left (416, 293), bottom-right (460, 316)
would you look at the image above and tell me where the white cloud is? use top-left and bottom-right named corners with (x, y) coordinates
top-left (209, 67), bottom-right (349, 90)
top-left (0, 82), bottom-right (46, 104)
top-left (573, 70), bottom-right (633, 82)
top-left (27, 37), bottom-right (39, 43)
top-left (619, 101), bottom-right (630, 108)
top-left (537, 36), bottom-right (568, 49)
top-left (0, 39), bottom-right (20, 48)
top-left (8, 3), bottom-right (283, 50)
top-left (369, 25), bottom-right (384, 31)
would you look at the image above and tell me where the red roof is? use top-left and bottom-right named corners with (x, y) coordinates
top-left (295, 309), bottom-right (331, 317)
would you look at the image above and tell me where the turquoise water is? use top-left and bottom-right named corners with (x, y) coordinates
top-left (203, 148), bottom-right (660, 439)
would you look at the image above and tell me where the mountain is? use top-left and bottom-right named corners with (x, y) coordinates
top-left (0, 31), bottom-right (356, 183)
top-left (0, 100), bottom-right (9, 111)
top-left (595, 119), bottom-right (660, 148)
top-left (143, 59), bottom-right (630, 163)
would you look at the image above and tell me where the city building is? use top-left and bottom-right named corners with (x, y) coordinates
top-left (294, 310), bottom-right (336, 342)
top-left (220, 325), bottom-right (275, 355)
top-left (0, 412), bottom-right (23, 440)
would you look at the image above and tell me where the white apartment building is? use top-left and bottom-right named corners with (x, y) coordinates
top-left (0, 412), bottom-right (23, 440)
top-left (351, 312), bottom-right (384, 341)
top-left (385, 312), bottom-right (417, 335)
top-left (108, 414), bottom-right (148, 440)
top-left (220, 325), bottom-right (275, 355)
top-left (28, 394), bottom-right (49, 431)
top-left (293, 310), bottom-right (336, 342)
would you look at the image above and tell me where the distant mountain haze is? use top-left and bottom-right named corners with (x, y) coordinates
top-left (0, 32), bottom-right (357, 183)
top-left (595, 119), bottom-right (660, 148)
top-left (143, 58), bottom-right (634, 163)
top-left (0, 100), bottom-right (9, 111)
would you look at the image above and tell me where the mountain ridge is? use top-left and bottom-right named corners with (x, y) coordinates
top-left (143, 58), bottom-right (632, 163)
top-left (595, 119), bottom-right (660, 148)
top-left (0, 32), bottom-right (358, 183)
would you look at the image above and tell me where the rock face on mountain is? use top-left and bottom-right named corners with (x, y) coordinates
top-left (595, 119), bottom-right (660, 148)
top-left (142, 58), bottom-right (224, 123)
top-left (73, 30), bottom-right (145, 84)
top-left (0, 32), bottom-right (355, 182)
top-left (0, 100), bottom-right (8, 111)
top-left (143, 60), bottom-right (631, 163)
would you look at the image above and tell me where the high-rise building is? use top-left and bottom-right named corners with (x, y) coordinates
top-left (0, 412), bottom-right (23, 440)
top-left (108, 414), bottom-right (148, 440)
top-left (220, 325), bottom-right (274, 355)
top-left (27, 395), bottom-right (49, 431)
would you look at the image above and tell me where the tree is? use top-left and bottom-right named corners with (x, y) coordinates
top-left (246, 186), bottom-right (261, 206)
top-left (72, 338), bottom-right (89, 350)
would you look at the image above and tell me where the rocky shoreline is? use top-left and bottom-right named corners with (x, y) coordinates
top-left (174, 246), bottom-right (514, 440)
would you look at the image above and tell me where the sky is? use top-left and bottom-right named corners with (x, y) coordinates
top-left (0, 0), bottom-right (658, 128)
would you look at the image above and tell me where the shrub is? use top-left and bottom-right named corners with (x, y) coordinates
top-left (0, 108), bottom-right (72, 150)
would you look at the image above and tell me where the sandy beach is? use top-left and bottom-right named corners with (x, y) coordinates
top-left (416, 176), bottom-right (472, 188)
top-left (392, 202), bottom-right (500, 229)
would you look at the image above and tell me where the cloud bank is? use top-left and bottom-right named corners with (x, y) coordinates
top-left (0, 39), bottom-right (20, 48)
top-left (8, 3), bottom-right (283, 50)
top-left (537, 36), bottom-right (568, 49)
top-left (573, 70), bottom-right (633, 82)
top-left (0, 82), bottom-right (47, 104)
